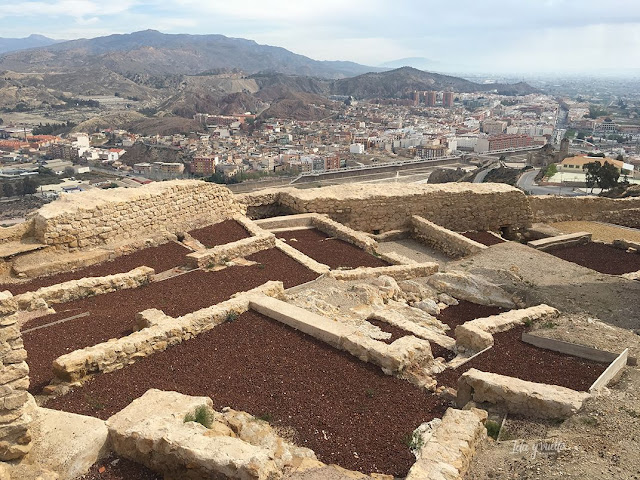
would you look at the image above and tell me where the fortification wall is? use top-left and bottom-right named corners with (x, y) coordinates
top-left (240, 184), bottom-right (533, 233)
top-left (529, 195), bottom-right (640, 226)
top-left (32, 181), bottom-right (244, 250)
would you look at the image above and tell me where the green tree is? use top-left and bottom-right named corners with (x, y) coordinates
top-left (63, 166), bottom-right (75, 177)
top-left (22, 177), bottom-right (38, 195)
top-left (583, 161), bottom-right (601, 193)
top-left (598, 162), bottom-right (620, 190)
top-left (2, 182), bottom-right (14, 197)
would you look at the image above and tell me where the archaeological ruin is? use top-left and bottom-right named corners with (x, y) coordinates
top-left (0, 180), bottom-right (639, 479)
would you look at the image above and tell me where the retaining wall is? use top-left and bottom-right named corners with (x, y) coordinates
top-left (186, 234), bottom-right (276, 268)
top-left (411, 215), bottom-right (487, 258)
top-left (32, 181), bottom-right (244, 250)
top-left (529, 196), bottom-right (640, 226)
top-left (240, 184), bottom-right (533, 233)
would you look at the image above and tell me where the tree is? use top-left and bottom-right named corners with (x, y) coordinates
top-left (63, 166), bottom-right (75, 178)
top-left (598, 162), bottom-right (620, 190)
top-left (616, 153), bottom-right (624, 161)
top-left (583, 161), bottom-right (601, 193)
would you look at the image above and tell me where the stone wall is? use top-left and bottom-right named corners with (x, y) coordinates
top-left (457, 369), bottom-right (590, 419)
top-left (13, 266), bottom-right (154, 311)
top-left (529, 195), bottom-right (640, 225)
top-left (32, 181), bottom-right (244, 250)
top-left (51, 282), bottom-right (285, 384)
top-left (0, 220), bottom-right (35, 245)
top-left (406, 407), bottom-right (487, 480)
top-left (240, 184), bottom-right (533, 233)
top-left (186, 234), bottom-right (276, 268)
top-left (0, 292), bottom-right (32, 460)
top-left (411, 215), bottom-right (487, 258)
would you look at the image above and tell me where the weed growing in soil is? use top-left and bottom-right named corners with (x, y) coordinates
top-left (580, 416), bottom-right (598, 426)
top-left (620, 406), bottom-right (640, 418)
top-left (485, 420), bottom-right (501, 440)
top-left (365, 388), bottom-right (375, 398)
top-left (541, 321), bottom-right (557, 329)
top-left (403, 431), bottom-right (425, 451)
top-left (523, 319), bottom-right (534, 328)
top-left (84, 394), bottom-right (106, 411)
top-left (257, 263), bottom-right (266, 269)
top-left (256, 413), bottom-right (274, 423)
top-left (184, 405), bottom-right (215, 428)
top-left (226, 311), bottom-right (239, 322)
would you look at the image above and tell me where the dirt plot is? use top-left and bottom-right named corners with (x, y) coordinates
top-left (546, 242), bottom-right (640, 275)
top-left (366, 317), bottom-right (413, 344)
top-left (80, 454), bottom-right (160, 480)
top-left (462, 231), bottom-right (506, 247)
top-left (46, 311), bottom-right (446, 477)
top-left (276, 228), bottom-right (390, 270)
top-left (188, 219), bottom-right (250, 247)
top-left (23, 248), bottom-right (318, 393)
top-left (0, 241), bottom-right (191, 295)
top-left (436, 326), bottom-right (607, 392)
top-left (437, 301), bottom-right (507, 336)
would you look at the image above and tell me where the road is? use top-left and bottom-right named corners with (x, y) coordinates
top-left (516, 168), bottom-right (586, 196)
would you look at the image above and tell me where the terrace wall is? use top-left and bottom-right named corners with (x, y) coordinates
top-left (239, 184), bottom-right (534, 233)
top-left (32, 181), bottom-right (245, 250)
top-left (529, 196), bottom-right (640, 227)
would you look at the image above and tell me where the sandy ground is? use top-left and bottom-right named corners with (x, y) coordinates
top-left (376, 238), bottom-right (451, 266)
top-left (551, 221), bottom-right (640, 243)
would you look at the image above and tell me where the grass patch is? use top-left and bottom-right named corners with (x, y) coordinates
top-left (403, 431), bottom-right (425, 451)
top-left (485, 420), bottom-right (501, 440)
top-left (226, 311), bottom-right (239, 322)
top-left (184, 405), bottom-right (215, 428)
top-left (365, 388), bottom-right (375, 398)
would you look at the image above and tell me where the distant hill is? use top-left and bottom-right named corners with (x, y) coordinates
top-left (332, 67), bottom-right (538, 98)
top-left (0, 34), bottom-right (62, 55)
top-left (378, 57), bottom-right (442, 71)
top-left (0, 30), bottom-right (380, 79)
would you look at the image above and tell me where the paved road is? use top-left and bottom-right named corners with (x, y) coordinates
top-left (517, 168), bottom-right (586, 196)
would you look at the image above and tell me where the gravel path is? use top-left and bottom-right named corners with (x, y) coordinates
top-left (436, 326), bottom-right (607, 391)
top-left (0, 241), bottom-right (191, 295)
top-left (46, 311), bottom-right (447, 477)
top-left (23, 248), bottom-right (318, 393)
top-left (276, 228), bottom-right (389, 269)
top-left (188, 219), bottom-right (250, 247)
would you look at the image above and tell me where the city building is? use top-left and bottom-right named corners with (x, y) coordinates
top-left (443, 91), bottom-right (454, 108)
top-left (415, 145), bottom-right (447, 159)
top-left (425, 91), bottom-right (437, 107)
top-left (190, 155), bottom-right (219, 175)
top-left (474, 134), bottom-right (536, 153)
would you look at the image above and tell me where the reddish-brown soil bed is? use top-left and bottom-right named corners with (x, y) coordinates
top-left (23, 248), bottom-right (317, 394)
top-left (276, 228), bottom-right (389, 269)
top-left (366, 318), bottom-right (414, 344)
top-left (0, 242), bottom-right (191, 295)
top-left (188, 219), bottom-right (250, 248)
top-left (462, 231), bottom-right (506, 246)
top-left (436, 326), bottom-right (607, 391)
top-left (546, 242), bottom-right (640, 275)
top-left (437, 301), bottom-right (507, 336)
top-left (47, 311), bottom-right (446, 477)
top-left (80, 454), bottom-right (160, 480)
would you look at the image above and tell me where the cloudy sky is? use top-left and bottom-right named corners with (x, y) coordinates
top-left (1, 0), bottom-right (639, 74)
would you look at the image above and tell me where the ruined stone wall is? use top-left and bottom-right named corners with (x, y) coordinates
top-left (240, 184), bottom-right (533, 233)
top-left (32, 181), bottom-right (244, 250)
top-left (0, 220), bottom-right (35, 245)
top-left (529, 196), bottom-right (640, 226)
top-left (0, 292), bottom-right (31, 460)
top-left (411, 215), bottom-right (487, 258)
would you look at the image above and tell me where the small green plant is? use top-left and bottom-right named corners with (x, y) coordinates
top-left (485, 420), bottom-right (501, 440)
top-left (257, 263), bottom-right (266, 270)
top-left (523, 318), bottom-right (534, 328)
top-left (84, 394), bottom-right (106, 411)
top-left (226, 311), bottom-right (239, 322)
top-left (541, 321), bottom-right (557, 329)
top-left (256, 413), bottom-right (273, 422)
top-left (184, 405), bottom-right (215, 428)
top-left (365, 388), bottom-right (375, 398)
top-left (580, 416), bottom-right (598, 426)
top-left (620, 407), bottom-right (640, 418)
top-left (403, 431), bottom-right (425, 450)
top-left (206, 261), bottom-right (216, 269)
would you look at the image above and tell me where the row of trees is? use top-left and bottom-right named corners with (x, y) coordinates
top-left (0, 177), bottom-right (38, 197)
top-left (583, 161), bottom-right (622, 192)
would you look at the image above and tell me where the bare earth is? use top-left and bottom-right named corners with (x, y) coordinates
top-left (551, 221), bottom-right (640, 243)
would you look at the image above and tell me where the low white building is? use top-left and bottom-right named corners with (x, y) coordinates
top-left (349, 143), bottom-right (365, 154)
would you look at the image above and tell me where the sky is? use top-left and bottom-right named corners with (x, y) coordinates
top-left (0, 0), bottom-right (639, 75)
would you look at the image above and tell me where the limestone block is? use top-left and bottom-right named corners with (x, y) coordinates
top-left (426, 271), bottom-right (516, 309)
top-left (457, 369), bottom-right (590, 419)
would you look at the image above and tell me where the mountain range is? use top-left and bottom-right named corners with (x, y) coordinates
top-left (0, 30), bottom-right (538, 127)
top-left (0, 34), bottom-right (62, 55)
